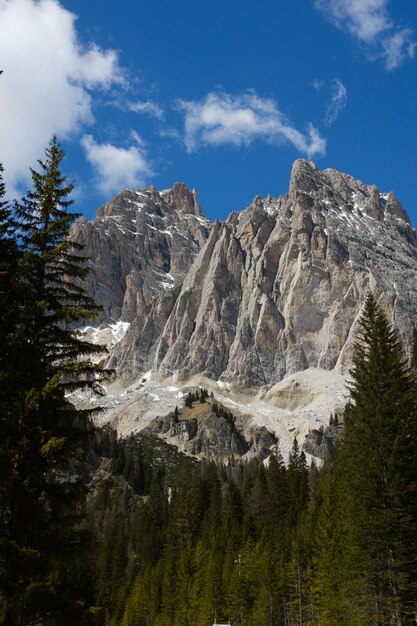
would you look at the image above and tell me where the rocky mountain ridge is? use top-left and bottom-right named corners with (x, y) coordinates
top-left (72, 160), bottom-right (417, 459)
top-left (154, 160), bottom-right (416, 388)
top-left (72, 182), bottom-right (210, 326)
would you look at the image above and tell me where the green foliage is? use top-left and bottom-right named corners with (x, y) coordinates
top-left (0, 140), bottom-right (107, 625)
top-left (312, 293), bottom-right (417, 624)
top-left (184, 388), bottom-right (209, 408)
top-left (91, 429), bottom-right (320, 626)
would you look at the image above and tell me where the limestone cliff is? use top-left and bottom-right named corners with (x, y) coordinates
top-left (153, 160), bottom-right (417, 387)
top-left (72, 161), bottom-right (417, 456)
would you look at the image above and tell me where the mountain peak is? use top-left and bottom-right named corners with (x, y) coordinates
top-left (72, 162), bottom-right (417, 461)
top-left (287, 159), bottom-right (411, 226)
top-left (163, 182), bottom-right (203, 218)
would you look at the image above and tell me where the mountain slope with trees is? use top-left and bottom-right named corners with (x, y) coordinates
top-left (1, 138), bottom-right (416, 624)
top-left (87, 294), bottom-right (417, 625)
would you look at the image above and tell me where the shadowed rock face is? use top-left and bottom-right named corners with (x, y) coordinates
top-left (144, 407), bottom-right (277, 461)
top-left (72, 161), bottom-right (417, 388)
top-left (70, 183), bottom-right (210, 377)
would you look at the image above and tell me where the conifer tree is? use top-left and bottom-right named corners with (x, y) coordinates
top-left (314, 293), bottom-right (417, 624)
top-left (266, 446), bottom-right (288, 534)
top-left (0, 163), bottom-right (21, 412)
top-left (0, 138), bottom-right (106, 625)
top-left (287, 438), bottom-right (309, 526)
top-left (346, 293), bottom-right (417, 621)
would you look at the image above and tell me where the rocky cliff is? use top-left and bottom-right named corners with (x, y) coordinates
top-left (73, 160), bottom-right (417, 457)
top-left (71, 183), bottom-right (210, 376)
top-left (155, 160), bottom-right (416, 387)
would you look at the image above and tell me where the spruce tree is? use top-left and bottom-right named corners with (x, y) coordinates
top-left (347, 293), bottom-right (417, 621)
top-left (0, 162), bottom-right (20, 407)
top-left (0, 138), bottom-right (106, 625)
top-left (287, 438), bottom-right (309, 527)
top-left (314, 293), bottom-right (417, 624)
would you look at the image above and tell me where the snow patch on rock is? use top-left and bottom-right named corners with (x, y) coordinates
top-left (82, 321), bottom-right (130, 349)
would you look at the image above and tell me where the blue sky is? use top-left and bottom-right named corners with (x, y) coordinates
top-left (0, 0), bottom-right (416, 224)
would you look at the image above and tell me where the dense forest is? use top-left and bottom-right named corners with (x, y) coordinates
top-left (1, 140), bottom-right (417, 625)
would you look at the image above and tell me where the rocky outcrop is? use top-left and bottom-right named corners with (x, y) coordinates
top-left (73, 161), bottom-right (417, 391)
top-left (143, 402), bottom-right (277, 461)
top-left (71, 183), bottom-right (210, 378)
top-left (71, 183), bottom-right (210, 327)
top-left (154, 160), bottom-right (417, 387)
top-left (303, 423), bottom-right (344, 460)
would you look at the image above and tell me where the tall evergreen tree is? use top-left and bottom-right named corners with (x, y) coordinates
top-left (347, 293), bottom-right (417, 622)
top-left (0, 162), bottom-right (20, 407)
top-left (314, 293), bottom-right (417, 624)
top-left (0, 139), bottom-right (106, 625)
top-left (287, 438), bottom-right (309, 527)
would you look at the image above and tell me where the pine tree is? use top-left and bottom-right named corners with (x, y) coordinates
top-left (265, 446), bottom-right (288, 535)
top-left (314, 293), bottom-right (417, 624)
top-left (346, 293), bottom-right (417, 621)
top-left (287, 438), bottom-right (309, 527)
top-left (0, 139), bottom-right (107, 625)
top-left (0, 162), bottom-right (21, 419)
top-left (173, 405), bottom-right (179, 423)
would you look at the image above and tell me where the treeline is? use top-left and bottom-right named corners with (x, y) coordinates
top-left (89, 430), bottom-right (311, 625)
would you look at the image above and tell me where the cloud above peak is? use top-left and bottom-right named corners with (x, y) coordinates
top-left (177, 91), bottom-right (326, 159)
top-left (81, 134), bottom-right (152, 195)
top-left (0, 0), bottom-right (123, 193)
top-left (314, 0), bottom-right (416, 69)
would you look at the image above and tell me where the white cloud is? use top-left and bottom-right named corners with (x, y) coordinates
top-left (177, 91), bottom-right (326, 159)
top-left (159, 127), bottom-right (182, 141)
top-left (383, 28), bottom-right (416, 71)
top-left (311, 79), bottom-right (325, 91)
top-left (324, 79), bottom-right (348, 126)
top-left (314, 0), bottom-right (416, 69)
top-left (0, 0), bottom-right (123, 194)
top-left (127, 100), bottom-right (164, 120)
top-left (81, 134), bottom-right (152, 195)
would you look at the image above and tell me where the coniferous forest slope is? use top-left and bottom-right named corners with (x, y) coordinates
top-left (0, 140), bottom-right (417, 625)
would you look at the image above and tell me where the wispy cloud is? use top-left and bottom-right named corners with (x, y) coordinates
top-left (383, 28), bottom-right (416, 70)
top-left (324, 79), bottom-right (347, 126)
top-left (314, 0), bottom-right (416, 69)
top-left (81, 134), bottom-right (152, 195)
top-left (311, 79), bottom-right (325, 92)
top-left (127, 99), bottom-right (164, 120)
top-left (176, 91), bottom-right (326, 159)
top-left (0, 0), bottom-right (123, 194)
top-left (159, 127), bottom-right (182, 141)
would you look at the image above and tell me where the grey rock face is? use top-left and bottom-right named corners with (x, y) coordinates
top-left (143, 405), bottom-right (277, 460)
top-left (303, 424), bottom-right (343, 460)
top-left (155, 160), bottom-right (417, 386)
top-left (73, 161), bottom-right (417, 390)
top-left (70, 183), bottom-right (210, 377)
